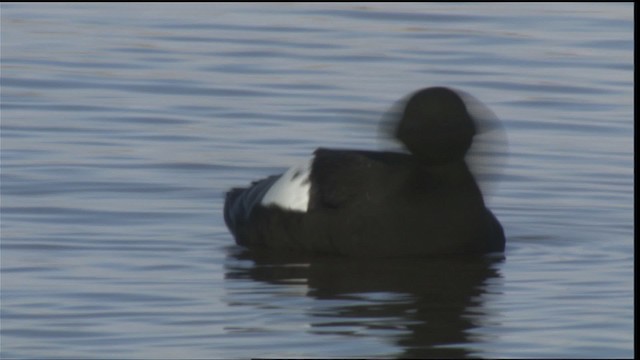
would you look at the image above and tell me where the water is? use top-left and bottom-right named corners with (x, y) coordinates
top-left (0, 3), bottom-right (633, 358)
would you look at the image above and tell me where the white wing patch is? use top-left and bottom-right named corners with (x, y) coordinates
top-left (261, 158), bottom-right (312, 212)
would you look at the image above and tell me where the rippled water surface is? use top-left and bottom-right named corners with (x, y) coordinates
top-left (1, 3), bottom-right (633, 358)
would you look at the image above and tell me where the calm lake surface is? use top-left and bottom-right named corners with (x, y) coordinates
top-left (0, 3), bottom-right (633, 358)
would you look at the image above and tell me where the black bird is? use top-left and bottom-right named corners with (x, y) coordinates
top-left (224, 87), bottom-right (505, 257)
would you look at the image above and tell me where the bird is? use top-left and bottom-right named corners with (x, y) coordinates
top-left (224, 87), bottom-right (505, 257)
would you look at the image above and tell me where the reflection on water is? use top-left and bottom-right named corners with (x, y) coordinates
top-left (226, 249), bottom-right (503, 358)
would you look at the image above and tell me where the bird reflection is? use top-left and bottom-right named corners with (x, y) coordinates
top-left (225, 249), bottom-right (503, 358)
top-left (223, 87), bottom-right (507, 356)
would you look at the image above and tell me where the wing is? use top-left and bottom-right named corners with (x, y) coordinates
top-left (309, 148), bottom-right (412, 210)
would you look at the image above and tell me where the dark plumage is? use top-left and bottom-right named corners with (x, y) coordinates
top-left (224, 87), bottom-right (505, 257)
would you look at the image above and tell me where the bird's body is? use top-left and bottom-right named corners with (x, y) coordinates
top-left (224, 87), bottom-right (505, 257)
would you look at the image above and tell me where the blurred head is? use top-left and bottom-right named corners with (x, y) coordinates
top-left (395, 87), bottom-right (476, 164)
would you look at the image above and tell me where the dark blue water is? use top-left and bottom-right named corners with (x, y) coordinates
top-left (1, 3), bottom-right (633, 358)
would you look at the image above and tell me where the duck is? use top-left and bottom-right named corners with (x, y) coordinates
top-left (224, 87), bottom-right (505, 257)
